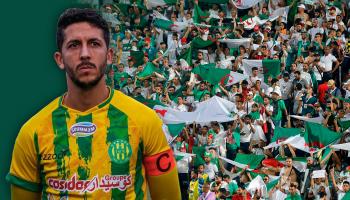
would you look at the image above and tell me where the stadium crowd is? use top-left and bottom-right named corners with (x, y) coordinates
top-left (91, 0), bottom-right (350, 199)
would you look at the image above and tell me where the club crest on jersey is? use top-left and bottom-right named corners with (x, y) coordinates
top-left (108, 139), bottom-right (132, 164)
top-left (70, 122), bottom-right (96, 137)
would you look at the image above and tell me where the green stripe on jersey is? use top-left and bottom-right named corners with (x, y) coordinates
top-left (76, 114), bottom-right (93, 164)
top-left (52, 104), bottom-right (71, 198)
top-left (107, 105), bottom-right (130, 200)
top-left (134, 141), bottom-right (144, 200)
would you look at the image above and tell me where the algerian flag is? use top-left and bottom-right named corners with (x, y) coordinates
top-left (162, 123), bottom-right (186, 144)
top-left (304, 122), bottom-right (342, 152)
top-left (193, 4), bottom-right (209, 23)
top-left (237, 16), bottom-right (267, 30)
top-left (233, 153), bottom-right (264, 169)
top-left (265, 134), bottom-right (309, 153)
top-left (130, 50), bottom-right (144, 67)
top-left (167, 123), bottom-right (186, 137)
top-left (246, 176), bottom-right (266, 197)
top-left (339, 119), bottom-right (350, 132)
top-left (145, 0), bottom-right (177, 9)
top-left (136, 62), bottom-right (160, 79)
top-left (133, 95), bottom-right (165, 109)
top-left (153, 18), bottom-right (188, 32)
top-left (242, 59), bottom-right (281, 83)
top-left (192, 146), bottom-right (206, 167)
top-left (154, 96), bottom-right (235, 123)
top-left (268, 6), bottom-right (289, 21)
top-left (231, 0), bottom-right (263, 9)
top-left (331, 142), bottom-right (350, 151)
top-left (272, 127), bottom-right (301, 143)
top-left (219, 38), bottom-right (252, 48)
top-left (191, 37), bottom-right (214, 49)
top-left (178, 45), bottom-right (193, 69)
top-left (276, 156), bottom-right (307, 172)
top-left (192, 64), bottom-right (230, 85)
top-left (199, 0), bottom-right (229, 3)
top-left (289, 115), bottom-right (324, 124)
top-left (220, 71), bottom-right (249, 86)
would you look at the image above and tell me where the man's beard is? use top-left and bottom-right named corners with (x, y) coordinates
top-left (64, 60), bottom-right (106, 90)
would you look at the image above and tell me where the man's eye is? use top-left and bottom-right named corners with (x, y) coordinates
top-left (91, 41), bottom-right (101, 47)
top-left (68, 43), bottom-right (79, 48)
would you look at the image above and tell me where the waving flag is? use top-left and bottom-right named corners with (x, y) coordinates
top-left (153, 18), bottom-right (188, 32)
top-left (271, 127), bottom-right (301, 143)
top-left (136, 62), bottom-right (160, 79)
top-left (242, 59), bottom-right (281, 83)
top-left (193, 4), bottom-right (209, 23)
top-left (219, 38), bottom-right (252, 48)
top-left (304, 122), bottom-right (342, 151)
top-left (233, 153), bottom-right (264, 169)
top-left (220, 71), bottom-right (249, 86)
top-left (145, 0), bottom-right (177, 9)
top-left (192, 64), bottom-right (230, 85)
top-left (232, 0), bottom-right (263, 9)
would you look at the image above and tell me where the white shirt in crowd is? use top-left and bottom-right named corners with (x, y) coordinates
top-left (320, 54), bottom-right (337, 72)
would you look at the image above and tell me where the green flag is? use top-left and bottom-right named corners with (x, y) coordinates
top-left (192, 64), bottom-right (230, 85)
top-left (339, 120), bottom-right (350, 132)
top-left (136, 62), bottom-right (160, 79)
top-left (178, 45), bottom-right (193, 66)
top-left (192, 146), bottom-right (206, 167)
top-left (234, 153), bottom-right (264, 169)
top-left (271, 127), bottom-right (301, 143)
top-left (133, 95), bottom-right (165, 108)
top-left (130, 50), bottom-right (144, 67)
top-left (262, 59), bottom-right (280, 83)
top-left (198, 0), bottom-right (228, 3)
top-left (334, 96), bottom-right (350, 103)
top-left (167, 123), bottom-right (186, 137)
top-left (191, 37), bottom-right (214, 49)
top-left (266, 178), bottom-right (280, 191)
top-left (304, 122), bottom-right (342, 151)
top-left (193, 4), bottom-right (209, 24)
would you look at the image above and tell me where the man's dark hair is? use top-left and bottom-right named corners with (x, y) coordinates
top-left (56, 8), bottom-right (110, 51)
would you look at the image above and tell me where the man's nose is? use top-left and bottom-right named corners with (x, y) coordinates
top-left (80, 43), bottom-right (91, 60)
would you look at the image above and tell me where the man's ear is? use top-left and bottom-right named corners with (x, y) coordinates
top-left (54, 51), bottom-right (65, 70)
top-left (107, 48), bottom-right (114, 65)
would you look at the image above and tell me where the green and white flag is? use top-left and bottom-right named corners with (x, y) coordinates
top-left (271, 127), bottom-right (301, 143)
top-left (220, 153), bottom-right (264, 170)
top-left (145, 0), bottom-right (177, 9)
top-left (304, 122), bottom-right (342, 152)
top-left (232, 0), bottom-right (263, 9)
top-left (193, 4), bottom-right (209, 23)
top-left (242, 59), bottom-right (281, 83)
top-left (276, 156), bottom-right (307, 172)
top-left (153, 18), bottom-right (188, 32)
top-left (220, 71), bottom-right (249, 86)
top-left (192, 64), bottom-right (231, 85)
top-left (136, 62), bottom-right (160, 79)
top-left (219, 38), bottom-right (252, 48)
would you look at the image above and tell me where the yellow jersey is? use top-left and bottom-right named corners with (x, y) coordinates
top-left (7, 89), bottom-right (177, 199)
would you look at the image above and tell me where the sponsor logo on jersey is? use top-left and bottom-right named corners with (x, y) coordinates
top-left (108, 139), bottom-right (132, 164)
top-left (48, 173), bottom-right (132, 193)
top-left (70, 122), bottom-right (97, 137)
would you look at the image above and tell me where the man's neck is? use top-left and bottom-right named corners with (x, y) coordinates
top-left (64, 80), bottom-right (110, 112)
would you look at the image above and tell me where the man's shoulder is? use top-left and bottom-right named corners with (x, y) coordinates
top-left (110, 90), bottom-right (159, 124)
top-left (23, 96), bottom-right (62, 128)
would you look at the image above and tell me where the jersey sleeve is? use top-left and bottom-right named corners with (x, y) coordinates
top-left (6, 122), bottom-right (41, 192)
top-left (141, 109), bottom-right (181, 199)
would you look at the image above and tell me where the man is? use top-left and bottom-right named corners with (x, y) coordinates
top-left (198, 182), bottom-right (216, 200)
top-left (231, 184), bottom-right (251, 200)
top-left (6, 8), bottom-right (180, 200)
top-left (320, 46), bottom-right (339, 81)
top-left (203, 152), bottom-right (218, 181)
